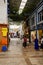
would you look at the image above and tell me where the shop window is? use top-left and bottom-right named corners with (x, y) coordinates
top-left (38, 10), bottom-right (43, 22)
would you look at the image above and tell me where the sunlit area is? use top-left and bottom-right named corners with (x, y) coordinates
top-left (19, 0), bottom-right (27, 14)
top-left (0, 0), bottom-right (43, 65)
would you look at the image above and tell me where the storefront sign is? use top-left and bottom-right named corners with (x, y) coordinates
top-left (2, 28), bottom-right (8, 36)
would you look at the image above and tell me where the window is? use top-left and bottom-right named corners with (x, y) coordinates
top-left (38, 10), bottom-right (43, 22)
top-left (31, 17), bottom-right (35, 25)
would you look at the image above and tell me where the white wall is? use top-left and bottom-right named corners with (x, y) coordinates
top-left (0, 0), bottom-right (8, 24)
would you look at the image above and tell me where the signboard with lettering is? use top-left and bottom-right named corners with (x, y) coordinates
top-left (2, 28), bottom-right (8, 36)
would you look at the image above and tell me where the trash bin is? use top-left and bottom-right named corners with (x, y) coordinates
top-left (2, 46), bottom-right (7, 52)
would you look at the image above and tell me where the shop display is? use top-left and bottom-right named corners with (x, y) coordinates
top-left (2, 37), bottom-right (7, 44)
top-left (0, 24), bottom-right (9, 52)
top-left (2, 28), bottom-right (8, 36)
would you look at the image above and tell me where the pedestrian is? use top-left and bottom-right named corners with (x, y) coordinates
top-left (23, 36), bottom-right (27, 48)
top-left (9, 34), bottom-right (10, 42)
top-left (34, 37), bottom-right (39, 50)
top-left (40, 36), bottom-right (43, 49)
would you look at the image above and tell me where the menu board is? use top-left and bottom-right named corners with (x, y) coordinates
top-left (2, 28), bottom-right (8, 36)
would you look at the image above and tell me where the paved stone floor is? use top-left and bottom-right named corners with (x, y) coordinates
top-left (0, 38), bottom-right (43, 65)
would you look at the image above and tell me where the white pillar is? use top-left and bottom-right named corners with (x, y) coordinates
top-left (37, 30), bottom-right (39, 40)
top-left (0, 0), bottom-right (8, 24)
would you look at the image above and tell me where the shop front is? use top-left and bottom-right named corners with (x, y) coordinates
top-left (37, 23), bottom-right (43, 39)
top-left (31, 31), bottom-right (36, 43)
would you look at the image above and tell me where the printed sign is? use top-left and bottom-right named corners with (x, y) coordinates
top-left (2, 28), bottom-right (8, 36)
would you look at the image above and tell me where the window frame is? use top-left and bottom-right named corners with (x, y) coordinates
top-left (38, 10), bottom-right (43, 22)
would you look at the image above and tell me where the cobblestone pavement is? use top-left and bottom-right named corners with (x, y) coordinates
top-left (0, 38), bottom-right (43, 65)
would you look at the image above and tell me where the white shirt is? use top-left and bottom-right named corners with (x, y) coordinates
top-left (41, 38), bottom-right (43, 43)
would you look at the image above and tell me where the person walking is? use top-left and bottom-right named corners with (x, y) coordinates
top-left (23, 36), bottom-right (27, 48)
top-left (34, 37), bottom-right (39, 50)
top-left (40, 36), bottom-right (43, 49)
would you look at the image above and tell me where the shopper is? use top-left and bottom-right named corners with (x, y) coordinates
top-left (40, 36), bottom-right (43, 49)
top-left (23, 36), bottom-right (27, 48)
top-left (34, 37), bottom-right (39, 50)
top-left (9, 34), bottom-right (10, 42)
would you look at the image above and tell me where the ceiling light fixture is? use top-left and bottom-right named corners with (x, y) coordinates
top-left (19, 0), bottom-right (27, 14)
